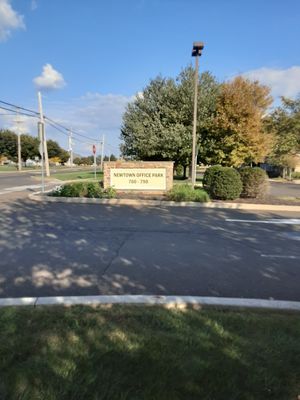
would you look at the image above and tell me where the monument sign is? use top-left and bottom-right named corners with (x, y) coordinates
top-left (103, 161), bottom-right (173, 192)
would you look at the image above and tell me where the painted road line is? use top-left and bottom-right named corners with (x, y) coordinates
top-left (226, 218), bottom-right (300, 224)
top-left (0, 295), bottom-right (300, 311)
top-left (261, 254), bottom-right (299, 259)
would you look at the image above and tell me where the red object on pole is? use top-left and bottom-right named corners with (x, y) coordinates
top-left (92, 144), bottom-right (96, 154)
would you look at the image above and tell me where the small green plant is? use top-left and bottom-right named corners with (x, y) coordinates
top-left (86, 182), bottom-right (103, 198)
top-left (166, 184), bottom-right (209, 202)
top-left (104, 186), bottom-right (117, 198)
top-left (50, 182), bottom-right (116, 199)
top-left (52, 182), bottom-right (87, 197)
top-left (239, 167), bottom-right (269, 198)
top-left (207, 167), bottom-right (243, 200)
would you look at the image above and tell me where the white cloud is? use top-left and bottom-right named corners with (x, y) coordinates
top-left (0, 0), bottom-right (25, 41)
top-left (243, 66), bottom-right (300, 98)
top-left (33, 64), bottom-right (66, 91)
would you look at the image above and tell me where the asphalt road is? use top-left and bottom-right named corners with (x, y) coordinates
top-left (269, 181), bottom-right (300, 197)
top-left (0, 199), bottom-right (299, 300)
top-left (0, 172), bottom-right (40, 191)
top-left (1, 171), bottom-right (300, 197)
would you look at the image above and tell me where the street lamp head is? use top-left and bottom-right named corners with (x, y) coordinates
top-left (192, 41), bottom-right (204, 57)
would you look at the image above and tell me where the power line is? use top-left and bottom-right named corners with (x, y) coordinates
top-left (0, 105), bottom-right (38, 119)
top-left (0, 99), bottom-right (96, 142)
top-left (0, 100), bottom-right (39, 116)
top-left (0, 99), bottom-right (120, 153)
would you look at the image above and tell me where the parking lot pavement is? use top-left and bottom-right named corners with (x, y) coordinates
top-left (0, 199), bottom-right (299, 300)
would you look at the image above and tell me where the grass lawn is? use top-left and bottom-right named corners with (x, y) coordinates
top-left (0, 305), bottom-right (299, 400)
top-left (53, 170), bottom-right (103, 181)
top-left (0, 165), bottom-right (17, 172)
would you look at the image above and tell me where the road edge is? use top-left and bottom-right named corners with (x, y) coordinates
top-left (1, 295), bottom-right (300, 311)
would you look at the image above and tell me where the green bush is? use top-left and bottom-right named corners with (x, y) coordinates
top-left (86, 182), bottom-right (103, 198)
top-left (239, 167), bottom-right (269, 198)
top-left (208, 167), bottom-right (243, 200)
top-left (203, 165), bottom-right (223, 192)
top-left (52, 182), bottom-right (87, 197)
top-left (50, 182), bottom-right (116, 199)
top-left (166, 184), bottom-right (209, 202)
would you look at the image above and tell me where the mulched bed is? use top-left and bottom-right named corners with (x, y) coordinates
top-left (116, 192), bottom-right (300, 205)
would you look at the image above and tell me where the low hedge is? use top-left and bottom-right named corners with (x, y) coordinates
top-left (166, 184), bottom-right (209, 202)
top-left (50, 182), bottom-right (116, 199)
top-left (204, 166), bottom-right (243, 200)
top-left (239, 167), bottom-right (269, 198)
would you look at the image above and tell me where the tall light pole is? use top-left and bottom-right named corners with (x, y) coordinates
top-left (191, 41), bottom-right (204, 188)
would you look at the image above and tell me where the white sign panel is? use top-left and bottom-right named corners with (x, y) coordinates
top-left (110, 168), bottom-right (167, 190)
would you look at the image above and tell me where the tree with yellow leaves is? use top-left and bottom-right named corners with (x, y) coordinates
top-left (199, 76), bottom-right (273, 167)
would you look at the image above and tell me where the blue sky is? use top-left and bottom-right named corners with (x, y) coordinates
top-left (1, 0), bottom-right (300, 155)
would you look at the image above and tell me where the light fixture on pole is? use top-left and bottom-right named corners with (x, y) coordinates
top-left (191, 41), bottom-right (204, 188)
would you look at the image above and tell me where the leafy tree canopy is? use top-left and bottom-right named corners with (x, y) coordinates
top-left (121, 66), bottom-right (220, 167)
top-left (199, 76), bottom-right (273, 166)
top-left (264, 96), bottom-right (300, 168)
top-left (0, 130), bottom-right (68, 163)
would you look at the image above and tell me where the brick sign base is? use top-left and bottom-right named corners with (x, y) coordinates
top-left (103, 161), bottom-right (174, 193)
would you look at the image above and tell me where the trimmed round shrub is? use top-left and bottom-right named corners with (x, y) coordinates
top-left (203, 165), bottom-right (223, 192)
top-left (208, 167), bottom-right (243, 200)
top-left (239, 167), bottom-right (269, 198)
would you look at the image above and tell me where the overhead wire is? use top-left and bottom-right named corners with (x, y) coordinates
top-left (0, 99), bottom-right (119, 153)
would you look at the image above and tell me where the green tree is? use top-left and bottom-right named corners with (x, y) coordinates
top-left (21, 135), bottom-right (39, 160)
top-left (0, 130), bottom-right (17, 161)
top-left (73, 157), bottom-right (82, 165)
top-left (47, 139), bottom-right (69, 163)
top-left (264, 96), bottom-right (300, 175)
top-left (121, 66), bottom-right (220, 175)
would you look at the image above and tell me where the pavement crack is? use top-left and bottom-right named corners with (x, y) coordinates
top-left (102, 233), bottom-right (133, 274)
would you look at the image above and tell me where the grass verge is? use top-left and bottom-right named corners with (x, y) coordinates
top-left (166, 183), bottom-right (209, 202)
top-left (0, 305), bottom-right (299, 400)
top-left (0, 165), bottom-right (17, 172)
top-left (53, 171), bottom-right (103, 181)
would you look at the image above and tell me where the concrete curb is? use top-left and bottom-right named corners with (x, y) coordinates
top-left (0, 295), bottom-right (300, 311)
top-left (29, 191), bottom-right (300, 211)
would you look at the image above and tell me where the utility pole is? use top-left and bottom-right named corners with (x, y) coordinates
top-left (15, 108), bottom-right (22, 171)
top-left (68, 129), bottom-right (73, 167)
top-left (37, 91), bottom-right (50, 177)
top-left (38, 121), bottom-right (45, 192)
top-left (100, 134), bottom-right (105, 171)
